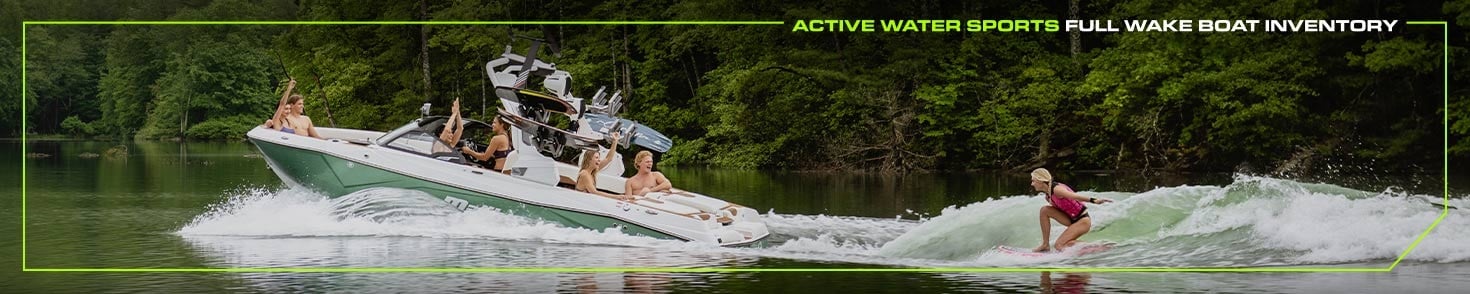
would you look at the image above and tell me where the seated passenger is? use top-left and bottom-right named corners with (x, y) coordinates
top-left (433, 98), bottom-right (467, 154)
top-left (461, 115), bottom-right (514, 172)
top-left (624, 150), bottom-right (673, 196)
top-left (576, 132), bottom-right (629, 200)
top-left (263, 79), bottom-right (322, 139)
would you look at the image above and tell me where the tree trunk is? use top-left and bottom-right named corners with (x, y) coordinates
top-left (1069, 0), bottom-right (1081, 59)
top-left (685, 55), bottom-right (698, 96)
top-left (622, 26), bottom-right (633, 98)
top-left (480, 51), bottom-right (487, 116)
top-left (180, 94), bottom-right (189, 137)
top-left (419, 0), bottom-right (432, 103)
top-left (1036, 126), bottom-right (1052, 164)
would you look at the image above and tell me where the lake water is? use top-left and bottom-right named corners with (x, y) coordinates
top-left (5, 140), bottom-right (1470, 293)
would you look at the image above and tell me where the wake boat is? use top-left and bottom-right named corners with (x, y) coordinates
top-left (247, 39), bottom-right (769, 246)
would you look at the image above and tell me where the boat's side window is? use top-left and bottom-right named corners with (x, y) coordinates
top-left (379, 117), bottom-right (478, 164)
top-left (426, 135), bottom-right (467, 164)
top-left (384, 131), bottom-right (439, 155)
top-left (385, 132), bottom-right (468, 164)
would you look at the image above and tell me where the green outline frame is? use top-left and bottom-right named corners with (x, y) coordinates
top-left (18, 20), bottom-right (1451, 273)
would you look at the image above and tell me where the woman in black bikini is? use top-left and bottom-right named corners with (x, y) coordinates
top-left (462, 115), bottom-right (514, 172)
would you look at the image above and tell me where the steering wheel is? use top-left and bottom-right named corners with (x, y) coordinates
top-left (459, 139), bottom-right (480, 152)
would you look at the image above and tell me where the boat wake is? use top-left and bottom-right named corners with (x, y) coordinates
top-left (763, 175), bottom-right (1470, 268)
top-left (327, 188), bottom-right (461, 223)
top-left (178, 175), bottom-right (1470, 268)
top-left (177, 187), bottom-right (684, 248)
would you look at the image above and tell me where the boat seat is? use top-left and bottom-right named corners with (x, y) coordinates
top-left (650, 191), bottom-right (728, 214)
top-left (633, 198), bottom-right (701, 215)
top-left (552, 175), bottom-right (576, 189)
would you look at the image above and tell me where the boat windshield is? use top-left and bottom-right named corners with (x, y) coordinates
top-left (379, 117), bottom-right (467, 162)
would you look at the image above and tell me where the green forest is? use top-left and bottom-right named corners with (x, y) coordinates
top-left (4, 0), bottom-right (1467, 173)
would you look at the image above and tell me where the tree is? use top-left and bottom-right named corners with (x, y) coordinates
top-left (1444, 0), bottom-right (1470, 165)
top-left (134, 0), bottom-right (291, 139)
top-left (24, 26), bottom-right (98, 134)
top-left (97, 25), bottom-right (162, 138)
top-left (0, 37), bottom-right (20, 137)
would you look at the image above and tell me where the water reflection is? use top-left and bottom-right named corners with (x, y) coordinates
top-left (179, 236), bottom-right (741, 292)
top-left (180, 235), bottom-right (760, 269)
top-left (566, 272), bottom-right (675, 294)
top-left (1040, 272), bottom-right (1091, 294)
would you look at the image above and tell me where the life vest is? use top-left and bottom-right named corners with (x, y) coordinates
top-left (1047, 183), bottom-right (1086, 219)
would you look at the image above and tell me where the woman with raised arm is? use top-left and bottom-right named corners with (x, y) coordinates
top-left (576, 132), bottom-right (628, 200)
top-left (264, 79), bottom-right (295, 132)
top-left (263, 79), bottom-right (322, 139)
top-left (433, 98), bottom-right (467, 154)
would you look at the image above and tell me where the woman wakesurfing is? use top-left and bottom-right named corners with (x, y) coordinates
top-left (1029, 168), bottom-right (1113, 252)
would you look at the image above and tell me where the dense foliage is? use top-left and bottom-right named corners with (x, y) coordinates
top-left (4, 0), bottom-right (1461, 173)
